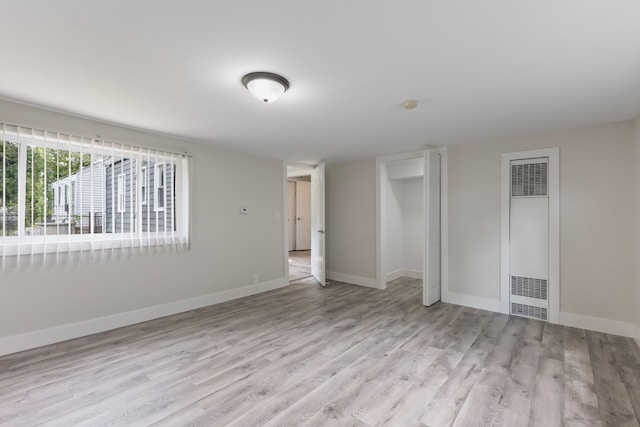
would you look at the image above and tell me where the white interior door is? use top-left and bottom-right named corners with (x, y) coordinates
top-left (423, 151), bottom-right (441, 306)
top-left (311, 163), bottom-right (326, 286)
top-left (295, 181), bottom-right (311, 250)
top-left (287, 181), bottom-right (296, 251)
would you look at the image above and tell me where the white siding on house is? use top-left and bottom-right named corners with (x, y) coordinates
top-left (75, 162), bottom-right (106, 216)
top-left (50, 163), bottom-right (105, 219)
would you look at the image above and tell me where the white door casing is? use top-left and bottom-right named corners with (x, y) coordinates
top-left (311, 163), bottom-right (326, 286)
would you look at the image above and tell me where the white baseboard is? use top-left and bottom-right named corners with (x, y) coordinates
top-left (0, 278), bottom-right (288, 357)
top-left (442, 292), bottom-right (640, 341)
top-left (5, 278), bottom-right (638, 356)
top-left (443, 291), bottom-right (502, 313)
top-left (326, 271), bottom-right (381, 289)
top-left (386, 269), bottom-right (422, 282)
top-left (559, 311), bottom-right (640, 339)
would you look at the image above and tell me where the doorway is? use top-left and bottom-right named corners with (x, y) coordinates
top-left (377, 150), bottom-right (441, 305)
top-left (289, 250), bottom-right (311, 281)
top-left (288, 176), bottom-right (312, 282)
top-left (286, 162), bottom-right (326, 285)
top-left (381, 161), bottom-right (424, 284)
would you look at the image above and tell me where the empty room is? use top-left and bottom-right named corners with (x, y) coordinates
top-left (1, 1), bottom-right (640, 426)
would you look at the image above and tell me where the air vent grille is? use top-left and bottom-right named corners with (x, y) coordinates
top-left (512, 163), bottom-right (548, 197)
top-left (511, 303), bottom-right (547, 321)
top-left (511, 276), bottom-right (547, 300)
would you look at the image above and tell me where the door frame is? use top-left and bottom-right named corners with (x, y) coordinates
top-left (283, 161), bottom-right (321, 283)
top-left (377, 151), bottom-right (424, 289)
top-left (500, 147), bottom-right (560, 323)
top-left (376, 149), bottom-right (446, 303)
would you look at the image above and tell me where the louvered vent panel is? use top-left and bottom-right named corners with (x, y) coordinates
top-left (511, 163), bottom-right (548, 197)
top-left (511, 276), bottom-right (547, 300)
top-left (511, 303), bottom-right (548, 321)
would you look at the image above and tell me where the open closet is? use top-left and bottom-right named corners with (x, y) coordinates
top-left (382, 159), bottom-right (424, 283)
top-left (378, 151), bottom-right (441, 306)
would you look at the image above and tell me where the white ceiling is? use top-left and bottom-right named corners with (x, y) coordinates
top-left (1, 1), bottom-right (639, 163)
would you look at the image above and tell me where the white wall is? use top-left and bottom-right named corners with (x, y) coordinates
top-left (326, 159), bottom-right (377, 283)
top-left (402, 177), bottom-right (424, 272)
top-left (383, 177), bottom-right (404, 277)
top-left (314, 120), bottom-right (640, 337)
top-left (0, 100), bottom-right (286, 353)
top-left (448, 120), bottom-right (638, 328)
top-left (319, 121), bottom-right (640, 337)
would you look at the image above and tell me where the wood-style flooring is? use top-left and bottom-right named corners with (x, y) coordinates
top-left (289, 250), bottom-right (311, 282)
top-left (1, 277), bottom-right (639, 426)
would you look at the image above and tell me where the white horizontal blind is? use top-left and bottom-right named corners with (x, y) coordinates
top-left (0, 123), bottom-right (190, 261)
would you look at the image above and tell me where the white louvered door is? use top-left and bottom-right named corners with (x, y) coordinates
top-left (509, 158), bottom-right (549, 321)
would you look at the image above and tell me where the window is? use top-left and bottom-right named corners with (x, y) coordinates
top-left (0, 123), bottom-right (190, 257)
top-left (117, 174), bottom-right (126, 213)
top-left (140, 166), bottom-right (147, 205)
top-left (155, 163), bottom-right (164, 212)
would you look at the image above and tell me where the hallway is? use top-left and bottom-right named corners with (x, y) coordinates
top-left (289, 250), bottom-right (311, 282)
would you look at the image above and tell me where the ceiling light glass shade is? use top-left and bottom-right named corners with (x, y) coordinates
top-left (242, 72), bottom-right (290, 103)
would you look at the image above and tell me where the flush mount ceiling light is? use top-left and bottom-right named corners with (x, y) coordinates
top-left (242, 72), bottom-right (290, 103)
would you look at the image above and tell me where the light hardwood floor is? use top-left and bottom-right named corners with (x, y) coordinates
top-left (1, 277), bottom-right (639, 426)
top-left (289, 250), bottom-right (311, 282)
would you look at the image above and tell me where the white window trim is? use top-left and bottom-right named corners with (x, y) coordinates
top-left (154, 163), bottom-right (165, 212)
top-left (140, 166), bottom-right (147, 205)
top-left (117, 174), bottom-right (126, 213)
